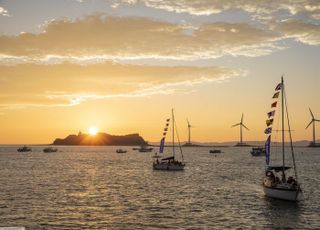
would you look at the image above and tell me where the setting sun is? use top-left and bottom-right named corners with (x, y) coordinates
top-left (88, 127), bottom-right (98, 136)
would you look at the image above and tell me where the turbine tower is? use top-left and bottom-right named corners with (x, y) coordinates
top-left (187, 118), bottom-right (193, 145)
top-left (306, 108), bottom-right (320, 147)
top-left (232, 113), bottom-right (249, 146)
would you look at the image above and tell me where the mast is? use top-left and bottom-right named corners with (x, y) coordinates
top-left (281, 76), bottom-right (285, 180)
top-left (313, 121), bottom-right (316, 144)
top-left (188, 125), bottom-right (191, 144)
top-left (240, 124), bottom-right (243, 144)
top-left (172, 108), bottom-right (175, 158)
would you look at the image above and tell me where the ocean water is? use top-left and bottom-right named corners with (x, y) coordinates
top-left (0, 146), bottom-right (319, 229)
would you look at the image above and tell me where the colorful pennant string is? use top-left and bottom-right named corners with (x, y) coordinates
top-left (264, 82), bottom-right (281, 165)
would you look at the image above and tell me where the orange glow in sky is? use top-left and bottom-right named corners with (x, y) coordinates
top-left (0, 1), bottom-right (319, 144)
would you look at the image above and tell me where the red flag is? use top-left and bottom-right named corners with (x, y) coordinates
top-left (271, 101), bottom-right (277, 108)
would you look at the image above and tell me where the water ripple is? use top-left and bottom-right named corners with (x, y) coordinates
top-left (0, 146), bottom-right (319, 229)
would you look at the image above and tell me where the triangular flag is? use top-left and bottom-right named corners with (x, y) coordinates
top-left (275, 83), bottom-right (282, 91)
top-left (272, 92), bottom-right (280, 98)
top-left (267, 110), bottom-right (275, 118)
top-left (264, 127), bottom-right (272, 134)
top-left (271, 101), bottom-right (277, 108)
top-left (266, 119), bottom-right (274, 126)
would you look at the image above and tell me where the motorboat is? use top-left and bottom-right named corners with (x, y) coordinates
top-left (209, 149), bottom-right (222, 154)
top-left (116, 149), bottom-right (127, 153)
top-left (17, 146), bottom-right (32, 152)
top-left (250, 147), bottom-right (265, 156)
top-left (43, 147), bottom-right (58, 153)
top-left (138, 146), bottom-right (153, 152)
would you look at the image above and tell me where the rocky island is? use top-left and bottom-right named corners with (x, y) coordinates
top-left (52, 132), bottom-right (148, 146)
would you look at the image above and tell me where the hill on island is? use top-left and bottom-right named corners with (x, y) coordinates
top-left (52, 132), bottom-right (148, 146)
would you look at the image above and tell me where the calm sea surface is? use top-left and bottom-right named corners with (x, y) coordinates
top-left (0, 146), bottom-right (319, 229)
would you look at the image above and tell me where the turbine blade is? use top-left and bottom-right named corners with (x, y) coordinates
top-left (241, 113), bottom-right (244, 123)
top-left (242, 124), bottom-right (249, 130)
top-left (309, 108), bottom-right (314, 119)
top-left (231, 123), bottom-right (240, 127)
top-left (306, 120), bottom-right (313, 129)
top-left (187, 118), bottom-right (190, 126)
top-left (315, 119), bottom-right (320, 122)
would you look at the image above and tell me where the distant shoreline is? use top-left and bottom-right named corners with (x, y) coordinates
top-left (0, 143), bottom-right (318, 148)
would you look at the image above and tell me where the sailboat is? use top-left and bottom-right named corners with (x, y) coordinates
top-left (153, 109), bottom-right (185, 171)
top-left (262, 77), bottom-right (302, 201)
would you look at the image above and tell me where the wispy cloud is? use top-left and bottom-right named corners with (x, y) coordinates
top-left (275, 20), bottom-right (320, 45)
top-left (114, 0), bottom-right (320, 21)
top-left (0, 7), bottom-right (10, 17)
top-left (0, 62), bottom-right (242, 110)
top-left (0, 15), bottom-right (283, 64)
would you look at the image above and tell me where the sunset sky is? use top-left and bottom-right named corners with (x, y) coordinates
top-left (1, 0), bottom-right (320, 144)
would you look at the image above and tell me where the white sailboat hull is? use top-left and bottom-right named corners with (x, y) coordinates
top-left (153, 163), bottom-right (185, 171)
top-left (263, 185), bottom-right (300, 201)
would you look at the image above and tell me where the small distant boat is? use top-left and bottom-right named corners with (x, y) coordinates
top-left (17, 146), bottom-right (32, 152)
top-left (250, 147), bottom-right (265, 156)
top-left (116, 149), bottom-right (127, 153)
top-left (153, 109), bottom-right (185, 171)
top-left (43, 147), bottom-right (58, 153)
top-left (209, 149), bottom-right (222, 154)
top-left (262, 77), bottom-right (301, 201)
top-left (138, 146), bottom-right (153, 152)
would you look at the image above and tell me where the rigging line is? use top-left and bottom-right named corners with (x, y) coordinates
top-left (281, 77), bottom-right (285, 179)
top-left (172, 109), bottom-right (175, 158)
top-left (284, 87), bottom-right (299, 183)
top-left (174, 118), bottom-right (185, 163)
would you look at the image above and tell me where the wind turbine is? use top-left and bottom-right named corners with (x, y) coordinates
top-left (231, 113), bottom-right (249, 146)
top-left (187, 118), bottom-right (193, 145)
top-left (306, 108), bottom-right (320, 146)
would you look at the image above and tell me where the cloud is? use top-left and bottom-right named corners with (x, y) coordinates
top-left (114, 0), bottom-right (320, 20)
top-left (0, 62), bottom-right (242, 110)
top-left (0, 15), bottom-right (282, 63)
top-left (0, 7), bottom-right (10, 17)
top-left (275, 20), bottom-right (320, 45)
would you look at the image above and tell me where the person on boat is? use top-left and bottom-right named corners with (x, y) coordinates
top-left (156, 159), bottom-right (159, 164)
top-left (287, 176), bottom-right (293, 184)
top-left (266, 171), bottom-right (275, 180)
top-left (287, 176), bottom-right (297, 186)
